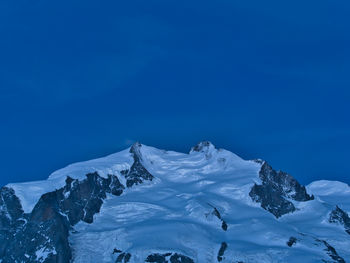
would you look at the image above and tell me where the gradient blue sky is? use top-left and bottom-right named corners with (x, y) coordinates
top-left (1, 0), bottom-right (349, 186)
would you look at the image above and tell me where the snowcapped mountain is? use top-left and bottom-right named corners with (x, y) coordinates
top-left (1, 142), bottom-right (350, 263)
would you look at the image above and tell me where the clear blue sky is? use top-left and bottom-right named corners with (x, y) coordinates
top-left (1, 0), bottom-right (349, 186)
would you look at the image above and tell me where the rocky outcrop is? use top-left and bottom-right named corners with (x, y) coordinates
top-left (7, 199), bottom-right (71, 262)
top-left (0, 143), bottom-right (156, 263)
top-left (287, 237), bottom-right (297, 247)
top-left (316, 239), bottom-right (346, 263)
top-left (112, 249), bottom-right (132, 263)
top-left (1, 186), bottom-right (72, 262)
top-left (116, 252), bottom-right (131, 263)
top-left (145, 253), bottom-right (172, 263)
top-left (0, 187), bottom-right (25, 260)
top-left (329, 206), bottom-right (350, 235)
top-left (0, 172), bottom-right (125, 263)
top-left (250, 183), bottom-right (296, 218)
top-left (58, 172), bottom-right (124, 224)
top-left (210, 206), bottom-right (228, 231)
top-left (249, 162), bottom-right (314, 218)
top-left (0, 187), bottom-right (24, 226)
top-left (145, 252), bottom-right (194, 263)
top-left (190, 141), bottom-right (217, 159)
top-left (124, 142), bottom-right (154, 187)
top-left (170, 253), bottom-right (194, 263)
top-left (191, 141), bottom-right (213, 152)
top-left (217, 242), bottom-right (227, 262)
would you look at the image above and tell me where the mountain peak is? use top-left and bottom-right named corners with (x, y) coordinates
top-left (190, 141), bottom-right (216, 153)
top-left (129, 141), bottom-right (143, 160)
top-left (2, 143), bottom-right (350, 262)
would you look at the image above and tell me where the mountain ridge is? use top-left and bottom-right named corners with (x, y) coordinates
top-left (1, 142), bottom-right (350, 262)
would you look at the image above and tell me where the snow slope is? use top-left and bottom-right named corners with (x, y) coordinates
top-left (6, 148), bottom-right (132, 213)
top-left (5, 142), bottom-right (350, 262)
top-left (307, 180), bottom-right (350, 212)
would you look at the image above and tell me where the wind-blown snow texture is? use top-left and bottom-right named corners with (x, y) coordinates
top-left (1, 142), bottom-right (350, 262)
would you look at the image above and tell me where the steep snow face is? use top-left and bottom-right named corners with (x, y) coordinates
top-left (3, 142), bottom-right (350, 263)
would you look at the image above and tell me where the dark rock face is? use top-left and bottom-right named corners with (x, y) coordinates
top-left (0, 187), bottom-right (24, 226)
top-left (287, 237), bottom-right (297, 247)
top-left (249, 162), bottom-right (314, 218)
top-left (0, 172), bottom-right (125, 263)
top-left (116, 252), bottom-right (131, 263)
top-left (58, 173), bottom-right (124, 225)
top-left (329, 206), bottom-right (350, 235)
top-left (191, 141), bottom-right (213, 152)
top-left (0, 146), bottom-right (156, 263)
top-left (10, 200), bottom-right (71, 263)
top-left (250, 183), bottom-right (296, 218)
top-left (258, 162), bottom-right (314, 202)
top-left (0, 187), bottom-right (25, 259)
top-left (316, 239), bottom-right (346, 263)
top-left (1, 187), bottom-right (72, 263)
top-left (217, 242), bottom-right (227, 262)
top-left (125, 142), bottom-right (154, 187)
top-left (0, 144), bottom-right (156, 263)
top-left (145, 252), bottom-right (194, 263)
top-left (146, 253), bottom-right (170, 263)
top-left (112, 248), bottom-right (132, 263)
top-left (170, 253), bottom-right (194, 263)
top-left (211, 206), bottom-right (228, 231)
top-left (221, 221), bottom-right (228, 231)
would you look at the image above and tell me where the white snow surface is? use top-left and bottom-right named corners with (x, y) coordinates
top-left (307, 180), bottom-right (350, 196)
top-left (5, 143), bottom-right (350, 262)
top-left (307, 180), bottom-right (350, 212)
top-left (6, 148), bottom-right (132, 213)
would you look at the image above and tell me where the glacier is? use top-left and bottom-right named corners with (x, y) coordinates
top-left (1, 142), bottom-right (349, 263)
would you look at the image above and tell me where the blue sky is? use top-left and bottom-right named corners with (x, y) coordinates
top-left (0, 0), bottom-right (349, 186)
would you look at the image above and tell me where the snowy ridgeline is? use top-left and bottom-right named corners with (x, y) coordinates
top-left (1, 142), bottom-right (350, 263)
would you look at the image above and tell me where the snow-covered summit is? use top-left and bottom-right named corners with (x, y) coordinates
top-left (190, 141), bottom-right (216, 153)
top-left (1, 142), bottom-right (350, 263)
top-left (6, 142), bottom-right (246, 213)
